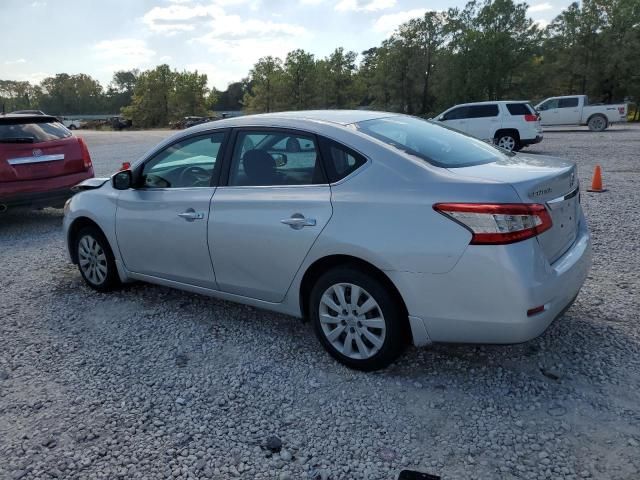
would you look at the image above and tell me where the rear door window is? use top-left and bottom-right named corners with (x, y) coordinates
top-left (507, 103), bottom-right (535, 115)
top-left (467, 104), bottom-right (499, 118)
top-left (559, 97), bottom-right (579, 108)
top-left (228, 130), bottom-right (326, 186)
top-left (0, 117), bottom-right (71, 143)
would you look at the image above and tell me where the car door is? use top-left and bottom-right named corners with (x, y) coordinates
top-left (115, 131), bottom-right (227, 289)
top-left (209, 128), bottom-right (333, 302)
top-left (439, 106), bottom-right (470, 134)
top-left (465, 104), bottom-right (500, 140)
top-left (556, 97), bottom-right (581, 124)
top-left (537, 98), bottom-right (560, 125)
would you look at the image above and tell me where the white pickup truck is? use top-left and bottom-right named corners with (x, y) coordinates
top-left (535, 95), bottom-right (627, 131)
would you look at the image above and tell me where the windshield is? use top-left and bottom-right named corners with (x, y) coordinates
top-left (355, 115), bottom-right (509, 168)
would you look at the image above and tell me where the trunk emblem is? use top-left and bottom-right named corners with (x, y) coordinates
top-left (32, 149), bottom-right (43, 157)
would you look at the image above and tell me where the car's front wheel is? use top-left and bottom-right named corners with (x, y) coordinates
top-left (309, 266), bottom-right (405, 371)
top-left (75, 226), bottom-right (120, 292)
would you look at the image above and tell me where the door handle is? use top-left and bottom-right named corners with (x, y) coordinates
top-left (281, 213), bottom-right (316, 230)
top-left (178, 209), bottom-right (205, 221)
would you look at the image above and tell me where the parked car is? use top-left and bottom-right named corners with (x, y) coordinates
top-left (109, 116), bottom-right (131, 131)
top-left (61, 117), bottom-right (85, 130)
top-left (535, 95), bottom-right (628, 131)
top-left (434, 101), bottom-right (543, 151)
top-left (0, 114), bottom-right (94, 211)
top-left (63, 111), bottom-right (591, 370)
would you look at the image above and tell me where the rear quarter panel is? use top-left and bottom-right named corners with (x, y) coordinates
top-left (304, 140), bottom-right (522, 275)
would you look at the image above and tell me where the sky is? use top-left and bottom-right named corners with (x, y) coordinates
top-left (1, 0), bottom-right (572, 91)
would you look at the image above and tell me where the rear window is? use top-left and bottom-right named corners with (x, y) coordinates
top-left (356, 116), bottom-right (509, 168)
top-left (0, 118), bottom-right (71, 143)
top-left (467, 104), bottom-right (499, 118)
top-left (507, 103), bottom-right (535, 115)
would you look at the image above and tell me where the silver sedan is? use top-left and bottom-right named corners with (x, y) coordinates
top-left (63, 111), bottom-right (592, 370)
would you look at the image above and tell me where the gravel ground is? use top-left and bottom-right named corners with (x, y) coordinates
top-left (1, 125), bottom-right (639, 480)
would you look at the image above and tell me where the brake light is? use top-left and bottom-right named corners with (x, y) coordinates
top-left (433, 203), bottom-right (552, 245)
top-left (524, 114), bottom-right (538, 122)
top-left (77, 137), bottom-right (92, 170)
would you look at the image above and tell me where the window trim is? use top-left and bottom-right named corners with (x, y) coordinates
top-left (133, 129), bottom-right (229, 190)
top-left (219, 127), bottom-right (329, 188)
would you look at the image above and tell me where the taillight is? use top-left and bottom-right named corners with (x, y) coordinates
top-left (524, 114), bottom-right (538, 122)
top-left (77, 137), bottom-right (92, 170)
top-left (433, 203), bottom-right (552, 245)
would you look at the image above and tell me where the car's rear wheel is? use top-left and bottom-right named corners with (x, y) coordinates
top-left (309, 267), bottom-right (404, 371)
top-left (76, 226), bottom-right (120, 292)
top-left (588, 114), bottom-right (607, 132)
top-left (495, 133), bottom-right (520, 151)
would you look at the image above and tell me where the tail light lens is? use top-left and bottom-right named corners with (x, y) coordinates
top-left (77, 137), bottom-right (92, 170)
top-left (433, 203), bottom-right (552, 245)
top-left (524, 114), bottom-right (539, 122)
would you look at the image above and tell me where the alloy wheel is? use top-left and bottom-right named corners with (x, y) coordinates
top-left (497, 135), bottom-right (516, 151)
top-left (589, 116), bottom-right (606, 131)
top-left (78, 234), bottom-right (108, 285)
top-left (318, 283), bottom-right (386, 360)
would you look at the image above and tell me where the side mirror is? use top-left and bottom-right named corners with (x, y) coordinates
top-left (272, 153), bottom-right (288, 167)
top-left (112, 170), bottom-right (132, 190)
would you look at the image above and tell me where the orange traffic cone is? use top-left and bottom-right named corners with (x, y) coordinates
top-left (587, 165), bottom-right (606, 192)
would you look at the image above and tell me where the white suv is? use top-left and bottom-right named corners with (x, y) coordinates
top-left (435, 101), bottom-right (543, 151)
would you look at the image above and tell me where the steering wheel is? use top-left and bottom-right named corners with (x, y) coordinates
top-left (178, 166), bottom-right (210, 187)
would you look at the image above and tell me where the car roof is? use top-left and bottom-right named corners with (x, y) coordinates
top-left (0, 114), bottom-right (59, 123)
top-left (451, 101), bottom-right (531, 107)
top-left (190, 110), bottom-right (396, 132)
top-left (9, 110), bottom-right (45, 114)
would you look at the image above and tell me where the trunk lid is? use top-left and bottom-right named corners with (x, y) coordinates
top-left (0, 137), bottom-right (85, 181)
top-left (449, 153), bottom-right (580, 263)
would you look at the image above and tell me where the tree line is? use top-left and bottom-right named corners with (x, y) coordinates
top-left (1, 0), bottom-right (638, 127)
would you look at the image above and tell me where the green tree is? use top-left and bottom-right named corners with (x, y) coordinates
top-left (243, 56), bottom-right (285, 113)
top-left (170, 70), bottom-right (209, 119)
top-left (122, 65), bottom-right (175, 127)
top-left (105, 69), bottom-right (139, 113)
top-left (0, 80), bottom-right (41, 112)
top-left (38, 73), bottom-right (104, 114)
top-left (283, 49), bottom-right (318, 110)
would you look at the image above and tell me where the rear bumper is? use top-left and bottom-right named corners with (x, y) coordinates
top-left (390, 214), bottom-right (591, 346)
top-left (0, 169), bottom-right (94, 208)
top-left (521, 135), bottom-right (543, 146)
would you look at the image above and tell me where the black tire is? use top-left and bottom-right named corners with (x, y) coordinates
top-left (75, 226), bottom-right (120, 292)
top-left (587, 114), bottom-right (608, 132)
top-left (309, 266), bottom-right (405, 371)
top-left (68, 124), bottom-right (76, 130)
top-left (495, 132), bottom-right (521, 152)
